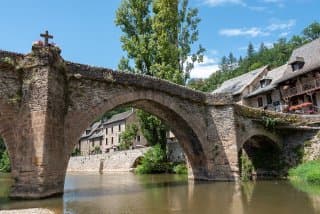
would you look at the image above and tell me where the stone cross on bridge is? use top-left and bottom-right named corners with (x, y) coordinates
top-left (40, 30), bottom-right (53, 46)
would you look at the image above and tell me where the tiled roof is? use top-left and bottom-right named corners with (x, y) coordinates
top-left (213, 65), bottom-right (268, 95)
top-left (103, 110), bottom-right (134, 125)
top-left (275, 38), bottom-right (320, 84)
top-left (245, 64), bottom-right (287, 98)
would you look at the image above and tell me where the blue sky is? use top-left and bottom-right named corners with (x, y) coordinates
top-left (0, 0), bottom-right (319, 78)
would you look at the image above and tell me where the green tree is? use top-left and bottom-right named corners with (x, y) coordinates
top-left (119, 124), bottom-right (138, 150)
top-left (303, 21), bottom-right (320, 41)
top-left (116, 0), bottom-right (204, 153)
top-left (247, 42), bottom-right (255, 59)
top-left (0, 138), bottom-right (10, 172)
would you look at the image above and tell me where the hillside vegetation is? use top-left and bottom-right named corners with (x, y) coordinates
top-left (188, 22), bottom-right (320, 92)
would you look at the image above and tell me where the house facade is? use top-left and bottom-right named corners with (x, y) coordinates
top-left (244, 64), bottom-right (287, 111)
top-left (275, 39), bottom-right (320, 114)
top-left (76, 110), bottom-right (148, 155)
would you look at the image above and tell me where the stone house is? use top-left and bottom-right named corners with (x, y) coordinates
top-left (244, 64), bottom-right (287, 111)
top-left (213, 65), bottom-right (269, 103)
top-left (274, 38), bottom-right (320, 113)
top-left (76, 110), bottom-right (148, 155)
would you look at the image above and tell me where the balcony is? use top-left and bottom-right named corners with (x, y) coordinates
top-left (282, 78), bottom-right (320, 98)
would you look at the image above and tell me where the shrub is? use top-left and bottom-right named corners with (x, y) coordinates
top-left (173, 163), bottom-right (187, 175)
top-left (0, 151), bottom-right (11, 172)
top-left (289, 160), bottom-right (320, 185)
top-left (135, 144), bottom-right (168, 174)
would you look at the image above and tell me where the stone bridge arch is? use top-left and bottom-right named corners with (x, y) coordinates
top-left (64, 64), bottom-right (215, 181)
top-left (0, 46), bottom-right (238, 199)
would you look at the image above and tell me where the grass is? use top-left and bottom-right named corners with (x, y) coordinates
top-left (289, 160), bottom-right (320, 185)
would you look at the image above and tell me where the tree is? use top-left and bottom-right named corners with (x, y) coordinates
top-left (116, 0), bottom-right (204, 152)
top-left (115, 0), bottom-right (153, 75)
top-left (115, 0), bottom-right (204, 83)
top-left (119, 124), bottom-right (138, 150)
top-left (303, 21), bottom-right (320, 41)
top-left (247, 42), bottom-right (255, 59)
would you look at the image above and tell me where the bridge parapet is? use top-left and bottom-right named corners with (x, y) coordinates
top-left (234, 104), bottom-right (320, 126)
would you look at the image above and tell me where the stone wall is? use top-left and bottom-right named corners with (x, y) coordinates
top-left (167, 141), bottom-right (185, 163)
top-left (67, 148), bottom-right (149, 172)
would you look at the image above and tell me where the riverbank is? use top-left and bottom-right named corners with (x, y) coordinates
top-left (289, 160), bottom-right (320, 184)
top-left (0, 208), bottom-right (54, 214)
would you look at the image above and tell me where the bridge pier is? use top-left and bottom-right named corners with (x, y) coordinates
top-left (7, 45), bottom-right (68, 199)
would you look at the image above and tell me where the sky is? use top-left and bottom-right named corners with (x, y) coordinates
top-left (0, 0), bottom-right (319, 79)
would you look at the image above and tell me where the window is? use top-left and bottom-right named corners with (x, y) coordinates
top-left (258, 97), bottom-right (263, 107)
top-left (91, 141), bottom-right (94, 147)
top-left (111, 126), bottom-right (113, 133)
top-left (266, 94), bottom-right (272, 105)
top-left (100, 140), bottom-right (102, 146)
top-left (118, 136), bottom-right (120, 143)
top-left (106, 138), bottom-right (108, 145)
top-left (111, 137), bottom-right (114, 144)
top-left (292, 62), bottom-right (304, 71)
top-left (119, 124), bottom-right (121, 131)
top-left (137, 135), bottom-right (140, 142)
top-left (106, 128), bottom-right (108, 135)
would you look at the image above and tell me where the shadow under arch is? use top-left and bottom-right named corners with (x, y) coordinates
top-left (65, 95), bottom-right (208, 180)
top-left (239, 135), bottom-right (282, 180)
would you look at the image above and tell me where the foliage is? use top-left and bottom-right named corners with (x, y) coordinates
top-left (0, 151), bottom-right (10, 173)
top-left (0, 138), bottom-right (5, 155)
top-left (71, 148), bottom-right (81, 157)
top-left (262, 116), bottom-right (279, 131)
top-left (187, 21), bottom-right (320, 92)
top-left (240, 152), bottom-right (254, 182)
top-left (136, 110), bottom-right (167, 150)
top-left (0, 138), bottom-right (10, 173)
top-left (173, 163), bottom-right (187, 174)
top-left (289, 160), bottom-right (320, 185)
top-left (91, 146), bottom-right (102, 155)
top-left (135, 144), bottom-right (168, 174)
top-left (119, 124), bottom-right (138, 150)
top-left (116, 0), bottom-right (204, 151)
top-left (115, 0), bottom-right (204, 83)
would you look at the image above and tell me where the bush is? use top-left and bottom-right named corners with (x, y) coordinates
top-left (0, 151), bottom-right (11, 172)
top-left (289, 160), bottom-right (320, 185)
top-left (173, 163), bottom-right (187, 175)
top-left (135, 144), bottom-right (168, 174)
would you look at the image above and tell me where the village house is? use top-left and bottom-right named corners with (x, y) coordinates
top-left (244, 64), bottom-right (287, 111)
top-left (274, 38), bottom-right (320, 114)
top-left (213, 65), bottom-right (269, 103)
top-left (214, 38), bottom-right (320, 114)
top-left (76, 110), bottom-right (148, 155)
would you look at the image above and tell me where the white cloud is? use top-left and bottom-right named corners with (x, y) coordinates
top-left (219, 19), bottom-right (296, 38)
top-left (266, 19), bottom-right (296, 31)
top-left (203, 0), bottom-right (245, 7)
top-left (219, 27), bottom-right (269, 37)
top-left (190, 56), bottom-right (219, 79)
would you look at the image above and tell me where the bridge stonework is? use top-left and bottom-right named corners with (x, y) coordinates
top-left (0, 45), bottom-right (318, 199)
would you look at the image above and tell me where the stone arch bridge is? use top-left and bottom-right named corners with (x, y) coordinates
top-left (0, 45), bottom-right (319, 199)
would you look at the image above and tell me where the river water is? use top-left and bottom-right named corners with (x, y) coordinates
top-left (0, 172), bottom-right (320, 214)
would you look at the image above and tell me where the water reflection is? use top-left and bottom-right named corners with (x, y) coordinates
top-left (1, 172), bottom-right (320, 214)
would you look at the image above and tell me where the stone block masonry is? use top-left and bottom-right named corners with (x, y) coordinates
top-left (67, 148), bottom-right (149, 172)
top-left (0, 44), bottom-right (319, 199)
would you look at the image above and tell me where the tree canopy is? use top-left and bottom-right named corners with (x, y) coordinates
top-left (188, 21), bottom-right (320, 92)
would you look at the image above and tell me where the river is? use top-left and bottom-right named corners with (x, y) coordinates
top-left (0, 172), bottom-right (320, 214)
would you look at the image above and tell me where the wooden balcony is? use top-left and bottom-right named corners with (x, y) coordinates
top-left (282, 79), bottom-right (320, 98)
